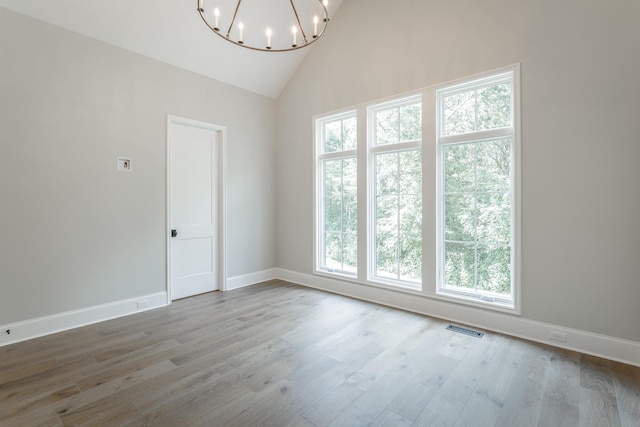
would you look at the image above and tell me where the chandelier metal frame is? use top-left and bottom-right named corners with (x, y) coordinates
top-left (197, 0), bottom-right (330, 53)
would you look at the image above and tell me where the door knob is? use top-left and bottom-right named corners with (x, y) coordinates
top-left (171, 229), bottom-right (177, 238)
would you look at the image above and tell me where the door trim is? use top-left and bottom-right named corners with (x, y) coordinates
top-left (166, 115), bottom-right (227, 304)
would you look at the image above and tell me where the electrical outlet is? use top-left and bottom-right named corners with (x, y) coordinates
top-left (137, 299), bottom-right (149, 309)
top-left (550, 330), bottom-right (567, 343)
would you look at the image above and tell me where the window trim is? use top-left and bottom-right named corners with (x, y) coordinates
top-left (367, 95), bottom-right (423, 289)
top-left (314, 110), bottom-right (359, 277)
top-left (313, 64), bottom-right (521, 315)
top-left (435, 66), bottom-right (521, 313)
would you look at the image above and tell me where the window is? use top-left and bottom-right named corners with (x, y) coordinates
top-left (437, 71), bottom-right (519, 308)
top-left (314, 65), bottom-right (519, 312)
top-left (316, 113), bottom-right (358, 275)
top-left (369, 97), bottom-right (422, 288)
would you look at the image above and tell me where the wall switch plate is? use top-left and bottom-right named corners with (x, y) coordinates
top-left (117, 157), bottom-right (132, 172)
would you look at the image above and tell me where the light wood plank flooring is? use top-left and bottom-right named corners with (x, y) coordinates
top-left (1, 280), bottom-right (638, 426)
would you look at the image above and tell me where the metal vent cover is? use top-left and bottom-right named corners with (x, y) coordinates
top-left (446, 324), bottom-right (484, 338)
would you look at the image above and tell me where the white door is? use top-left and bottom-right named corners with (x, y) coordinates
top-left (169, 119), bottom-right (221, 300)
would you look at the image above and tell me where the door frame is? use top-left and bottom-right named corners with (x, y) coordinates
top-left (166, 114), bottom-right (227, 304)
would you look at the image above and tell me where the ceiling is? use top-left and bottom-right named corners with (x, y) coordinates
top-left (0, 0), bottom-right (343, 99)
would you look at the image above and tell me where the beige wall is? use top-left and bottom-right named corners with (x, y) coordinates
top-left (276, 0), bottom-right (640, 342)
top-left (2, 0), bottom-right (639, 351)
top-left (0, 8), bottom-right (276, 324)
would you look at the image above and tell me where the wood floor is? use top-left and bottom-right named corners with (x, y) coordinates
top-left (1, 280), bottom-right (638, 427)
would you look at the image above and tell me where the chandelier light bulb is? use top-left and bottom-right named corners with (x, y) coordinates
top-left (238, 22), bottom-right (244, 44)
top-left (213, 8), bottom-right (220, 31)
top-left (313, 16), bottom-right (319, 38)
top-left (292, 26), bottom-right (297, 47)
top-left (266, 28), bottom-right (272, 50)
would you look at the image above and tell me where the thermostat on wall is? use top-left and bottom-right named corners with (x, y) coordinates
top-left (117, 157), bottom-right (132, 172)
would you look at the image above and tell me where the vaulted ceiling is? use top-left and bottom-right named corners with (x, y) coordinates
top-left (0, 0), bottom-right (344, 99)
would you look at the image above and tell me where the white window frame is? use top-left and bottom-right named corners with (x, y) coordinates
top-left (314, 110), bottom-right (358, 278)
top-left (367, 95), bottom-right (423, 290)
top-left (313, 64), bottom-right (521, 315)
top-left (435, 66), bottom-right (521, 312)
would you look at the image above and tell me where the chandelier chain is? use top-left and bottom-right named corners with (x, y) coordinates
top-left (226, 0), bottom-right (243, 40)
top-left (289, 0), bottom-right (308, 46)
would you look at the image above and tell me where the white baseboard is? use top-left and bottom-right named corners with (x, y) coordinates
top-left (0, 268), bottom-right (274, 348)
top-left (4, 268), bottom-right (638, 368)
top-left (275, 268), bottom-right (640, 367)
top-left (226, 268), bottom-right (277, 291)
top-left (0, 292), bottom-right (167, 348)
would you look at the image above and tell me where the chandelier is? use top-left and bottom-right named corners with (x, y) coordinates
top-left (197, 0), bottom-right (330, 52)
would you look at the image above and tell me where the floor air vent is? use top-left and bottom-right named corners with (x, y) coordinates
top-left (446, 324), bottom-right (484, 338)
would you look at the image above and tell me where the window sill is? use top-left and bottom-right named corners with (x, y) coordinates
top-left (433, 288), bottom-right (519, 315)
top-left (312, 270), bottom-right (520, 316)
